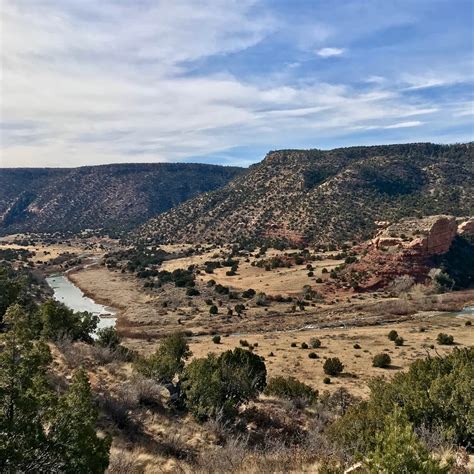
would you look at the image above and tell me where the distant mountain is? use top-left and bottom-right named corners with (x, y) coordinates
top-left (138, 143), bottom-right (474, 246)
top-left (0, 163), bottom-right (244, 235)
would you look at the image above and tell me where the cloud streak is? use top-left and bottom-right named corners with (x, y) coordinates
top-left (1, 0), bottom-right (473, 167)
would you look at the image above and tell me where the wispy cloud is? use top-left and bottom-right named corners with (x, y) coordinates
top-left (0, 0), bottom-right (473, 167)
top-left (316, 47), bottom-right (346, 58)
top-left (384, 121), bottom-right (423, 129)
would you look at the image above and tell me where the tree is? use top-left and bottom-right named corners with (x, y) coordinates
top-left (96, 326), bottom-right (121, 350)
top-left (39, 299), bottom-right (98, 343)
top-left (0, 305), bottom-right (53, 471)
top-left (135, 332), bottom-right (191, 384)
top-left (323, 357), bottom-right (344, 376)
top-left (364, 408), bottom-right (450, 473)
top-left (0, 305), bottom-right (111, 472)
top-left (47, 369), bottom-right (111, 473)
top-left (182, 347), bottom-right (266, 420)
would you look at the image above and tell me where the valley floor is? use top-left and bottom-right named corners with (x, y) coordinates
top-left (68, 260), bottom-right (474, 399)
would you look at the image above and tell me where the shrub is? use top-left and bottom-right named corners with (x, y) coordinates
top-left (209, 305), bottom-right (218, 315)
top-left (96, 326), bottom-right (121, 350)
top-left (291, 342), bottom-right (297, 347)
top-left (308, 352), bottom-right (318, 359)
top-left (353, 343), bottom-right (361, 349)
top-left (323, 377), bottom-right (331, 384)
top-left (387, 330), bottom-right (398, 341)
top-left (301, 342), bottom-right (308, 349)
top-left (212, 335), bottom-right (221, 344)
top-left (242, 288), bottom-right (256, 299)
top-left (182, 348), bottom-right (266, 420)
top-left (363, 408), bottom-right (452, 473)
top-left (186, 287), bottom-right (200, 296)
top-left (239, 339), bottom-right (250, 347)
top-left (265, 376), bottom-right (317, 404)
top-left (436, 333), bottom-right (454, 345)
top-left (465, 320), bottom-right (472, 326)
top-left (310, 337), bottom-right (321, 349)
top-left (323, 357), bottom-right (344, 376)
top-left (328, 347), bottom-right (473, 455)
top-left (372, 353), bottom-right (391, 368)
top-left (394, 336), bottom-right (404, 347)
top-left (134, 332), bottom-right (191, 384)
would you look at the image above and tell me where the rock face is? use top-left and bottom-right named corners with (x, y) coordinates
top-left (352, 215), bottom-right (463, 290)
top-left (372, 215), bottom-right (458, 257)
top-left (458, 217), bottom-right (474, 237)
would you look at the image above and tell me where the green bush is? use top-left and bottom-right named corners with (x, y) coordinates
top-left (323, 357), bottom-right (344, 376)
top-left (328, 347), bottom-right (473, 455)
top-left (363, 408), bottom-right (451, 473)
top-left (301, 342), bottom-right (309, 349)
top-left (436, 333), bottom-right (454, 345)
top-left (265, 376), bottom-right (317, 404)
top-left (323, 377), bottom-right (331, 384)
top-left (212, 335), bottom-right (221, 344)
top-left (182, 347), bottom-right (266, 420)
top-left (310, 337), bottom-right (321, 348)
top-left (308, 352), bottom-right (318, 359)
top-left (353, 343), bottom-right (361, 349)
top-left (40, 299), bottom-right (99, 343)
top-left (134, 332), bottom-right (191, 384)
top-left (209, 305), bottom-right (218, 315)
top-left (372, 353), bottom-right (391, 368)
top-left (291, 342), bottom-right (297, 347)
top-left (394, 336), bottom-right (404, 346)
top-left (96, 326), bottom-right (121, 350)
top-left (387, 330), bottom-right (398, 341)
top-left (186, 287), bottom-right (200, 296)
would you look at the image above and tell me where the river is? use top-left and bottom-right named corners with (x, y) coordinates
top-left (46, 274), bottom-right (116, 332)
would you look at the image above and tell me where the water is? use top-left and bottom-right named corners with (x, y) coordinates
top-left (46, 274), bottom-right (116, 331)
top-left (455, 306), bottom-right (474, 318)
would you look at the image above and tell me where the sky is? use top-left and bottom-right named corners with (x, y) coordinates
top-left (0, 0), bottom-right (473, 168)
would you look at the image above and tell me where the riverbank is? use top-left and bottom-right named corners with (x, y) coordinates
top-left (47, 273), bottom-right (117, 331)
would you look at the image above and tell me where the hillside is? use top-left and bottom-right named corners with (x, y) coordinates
top-left (138, 143), bottom-right (474, 246)
top-left (0, 163), bottom-right (243, 235)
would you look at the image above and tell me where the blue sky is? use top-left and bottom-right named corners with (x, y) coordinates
top-left (1, 0), bottom-right (473, 167)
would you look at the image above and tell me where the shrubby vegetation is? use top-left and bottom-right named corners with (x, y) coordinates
top-left (265, 376), bottom-right (317, 405)
top-left (182, 347), bottom-right (266, 420)
top-left (328, 347), bottom-right (473, 457)
top-left (0, 304), bottom-right (110, 472)
top-left (372, 353), bottom-right (391, 368)
top-left (323, 357), bottom-right (344, 376)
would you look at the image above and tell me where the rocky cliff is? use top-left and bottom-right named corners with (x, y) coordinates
top-left (350, 215), bottom-right (473, 290)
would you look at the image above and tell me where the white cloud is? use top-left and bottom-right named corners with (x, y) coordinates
top-left (0, 1), bottom-right (472, 167)
top-left (384, 121), bottom-right (423, 129)
top-left (316, 47), bottom-right (345, 58)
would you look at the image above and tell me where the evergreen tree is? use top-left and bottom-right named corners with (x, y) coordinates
top-left (48, 369), bottom-right (111, 473)
top-left (364, 408), bottom-right (451, 473)
top-left (0, 305), bottom-right (54, 471)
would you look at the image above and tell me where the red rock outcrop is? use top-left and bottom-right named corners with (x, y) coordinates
top-left (458, 217), bottom-right (474, 237)
top-left (350, 215), bottom-right (459, 290)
